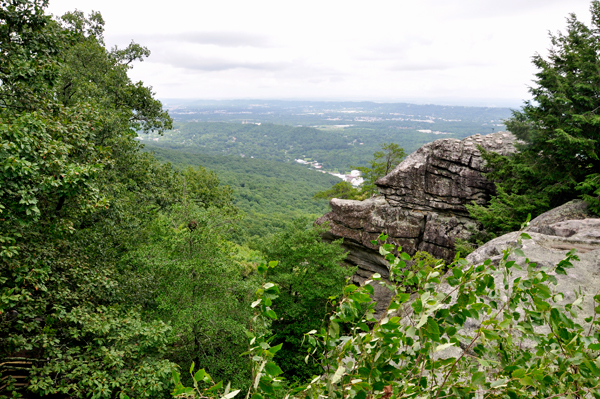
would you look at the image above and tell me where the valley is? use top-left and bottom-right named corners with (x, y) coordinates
top-left (142, 100), bottom-right (514, 239)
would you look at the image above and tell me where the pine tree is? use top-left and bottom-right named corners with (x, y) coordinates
top-left (469, 1), bottom-right (600, 233)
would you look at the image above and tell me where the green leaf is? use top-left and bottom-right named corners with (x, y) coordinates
top-left (329, 320), bottom-right (340, 337)
top-left (426, 318), bottom-right (440, 335)
top-left (344, 285), bottom-right (358, 295)
top-left (265, 362), bottom-right (283, 376)
top-left (452, 267), bottom-right (463, 279)
top-left (519, 377), bottom-right (535, 386)
top-left (268, 343), bottom-right (283, 354)
top-left (482, 330), bottom-right (499, 340)
top-left (471, 371), bottom-right (485, 385)
top-left (206, 381), bottom-right (224, 393)
top-left (397, 293), bottom-right (410, 303)
top-left (511, 369), bottom-right (526, 378)
top-left (514, 248), bottom-right (525, 257)
top-left (194, 368), bottom-right (207, 383)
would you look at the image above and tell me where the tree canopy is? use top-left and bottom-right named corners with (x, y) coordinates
top-left (0, 4), bottom-right (350, 396)
top-left (469, 1), bottom-right (600, 233)
top-left (256, 219), bottom-right (349, 381)
top-left (1, 3), bottom-right (178, 396)
top-left (353, 143), bottom-right (406, 197)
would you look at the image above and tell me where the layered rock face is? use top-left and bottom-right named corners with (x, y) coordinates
top-left (316, 132), bottom-right (517, 316)
top-left (317, 131), bottom-right (517, 264)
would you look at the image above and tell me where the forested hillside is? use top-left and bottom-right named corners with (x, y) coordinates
top-left (147, 147), bottom-right (339, 239)
top-left (145, 116), bottom-right (507, 171)
top-left (0, 4), bottom-right (350, 396)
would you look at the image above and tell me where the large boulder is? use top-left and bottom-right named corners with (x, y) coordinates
top-left (393, 200), bottom-right (600, 357)
top-left (461, 200), bottom-right (600, 338)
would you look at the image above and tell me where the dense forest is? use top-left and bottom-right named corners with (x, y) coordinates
top-left (146, 147), bottom-right (339, 239)
top-left (3, 1), bottom-right (600, 398)
top-left (145, 111), bottom-right (509, 172)
top-left (0, 2), bottom-right (350, 396)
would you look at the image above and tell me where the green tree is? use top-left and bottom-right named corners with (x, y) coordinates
top-left (353, 142), bottom-right (406, 196)
top-left (180, 166), bottom-right (235, 210)
top-left (257, 219), bottom-right (350, 381)
top-left (469, 1), bottom-right (600, 233)
top-left (119, 202), bottom-right (257, 389)
top-left (0, 3), bottom-right (177, 396)
top-left (313, 181), bottom-right (365, 201)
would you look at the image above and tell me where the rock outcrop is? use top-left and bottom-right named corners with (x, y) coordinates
top-left (317, 132), bottom-right (518, 295)
top-left (396, 200), bottom-right (600, 358)
top-left (376, 132), bottom-right (516, 213)
top-left (461, 200), bottom-right (600, 335)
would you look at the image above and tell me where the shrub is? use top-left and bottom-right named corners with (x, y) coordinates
top-left (171, 229), bottom-right (600, 399)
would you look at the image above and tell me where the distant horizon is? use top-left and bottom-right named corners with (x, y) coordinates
top-left (48, 0), bottom-right (589, 106)
top-left (159, 97), bottom-right (523, 109)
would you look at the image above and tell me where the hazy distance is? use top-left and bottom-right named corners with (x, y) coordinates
top-left (47, 0), bottom-right (592, 107)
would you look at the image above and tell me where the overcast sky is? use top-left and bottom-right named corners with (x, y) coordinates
top-left (46, 0), bottom-right (592, 107)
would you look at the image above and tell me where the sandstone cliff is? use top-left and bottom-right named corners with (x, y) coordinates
top-left (316, 132), bottom-right (518, 316)
top-left (455, 200), bottom-right (600, 345)
top-left (317, 131), bottom-right (516, 266)
top-left (397, 200), bottom-right (600, 357)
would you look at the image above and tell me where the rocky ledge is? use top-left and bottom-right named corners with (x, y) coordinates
top-left (398, 200), bottom-right (600, 355)
top-left (457, 200), bottom-right (600, 340)
top-left (317, 131), bottom-right (517, 267)
top-left (316, 131), bottom-right (518, 316)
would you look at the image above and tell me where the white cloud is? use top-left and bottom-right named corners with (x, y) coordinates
top-left (47, 0), bottom-right (593, 105)
top-left (113, 32), bottom-right (273, 48)
top-left (151, 54), bottom-right (288, 72)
